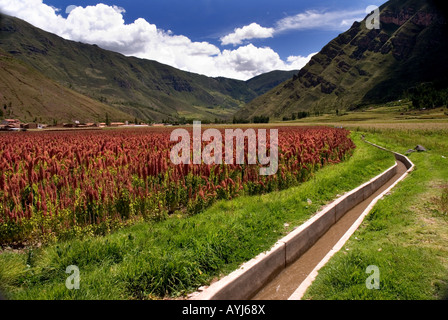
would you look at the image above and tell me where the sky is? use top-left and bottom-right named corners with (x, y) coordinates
top-left (0, 0), bottom-right (386, 80)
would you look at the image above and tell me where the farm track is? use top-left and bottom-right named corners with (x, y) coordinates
top-left (251, 160), bottom-right (408, 300)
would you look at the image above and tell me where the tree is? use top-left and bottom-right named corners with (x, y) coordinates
top-left (297, 111), bottom-right (309, 119)
top-left (253, 115), bottom-right (269, 123)
top-left (105, 113), bottom-right (110, 126)
top-left (409, 83), bottom-right (448, 109)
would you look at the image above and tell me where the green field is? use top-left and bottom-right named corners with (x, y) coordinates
top-left (1, 104), bottom-right (447, 300)
top-left (275, 107), bottom-right (448, 300)
top-left (0, 133), bottom-right (395, 300)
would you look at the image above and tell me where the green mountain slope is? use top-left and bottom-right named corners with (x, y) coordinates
top-left (238, 0), bottom-right (448, 120)
top-left (0, 49), bottom-right (133, 124)
top-left (246, 70), bottom-right (298, 96)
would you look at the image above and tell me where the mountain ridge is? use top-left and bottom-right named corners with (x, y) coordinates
top-left (237, 0), bottom-right (448, 120)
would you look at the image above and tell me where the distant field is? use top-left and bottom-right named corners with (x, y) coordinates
top-left (283, 102), bottom-right (448, 126)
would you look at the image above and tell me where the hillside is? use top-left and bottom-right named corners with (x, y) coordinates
top-left (246, 70), bottom-right (298, 96)
top-left (238, 0), bottom-right (448, 121)
top-left (0, 49), bottom-right (133, 124)
top-left (0, 13), bottom-right (295, 123)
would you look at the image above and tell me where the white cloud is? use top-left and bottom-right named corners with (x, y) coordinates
top-left (0, 0), bottom-right (317, 80)
top-left (275, 9), bottom-right (365, 32)
top-left (214, 44), bottom-right (296, 79)
top-left (286, 52), bottom-right (318, 70)
top-left (0, 0), bottom-right (66, 35)
top-left (214, 8), bottom-right (364, 75)
top-left (220, 23), bottom-right (275, 46)
top-left (157, 44), bottom-right (315, 81)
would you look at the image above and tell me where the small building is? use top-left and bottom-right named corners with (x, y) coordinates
top-left (76, 122), bottom-right (96, 128)
top-left (1, 119), bottom-right (22, 131)
top-left (110, 122), bottom-right (125, 127)
top-left (1, 119), bottom-right (21, 128)
top-left (23, 123), bottom-right (38, 129)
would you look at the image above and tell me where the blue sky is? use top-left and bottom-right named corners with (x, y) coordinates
top-left (0, 0), bottom-right (386, 79)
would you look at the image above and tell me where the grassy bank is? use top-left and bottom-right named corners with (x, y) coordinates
top-left (303, 128), bottom-right (448, 300)
top-left (0, 133), bottom-right (395, 300)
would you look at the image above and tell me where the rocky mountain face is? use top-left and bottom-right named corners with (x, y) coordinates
top-left (238, 0), bottom-right (448, 120)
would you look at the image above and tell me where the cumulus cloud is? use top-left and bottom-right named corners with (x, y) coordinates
top-left (0, 0), bottom-right (66, 35)
top-left (220, 23), bottom-right (275, 46)
top-left (216, 46), bottom-right (317, 80)
top-left (0, 0), bottom-right (315, 80)
top-left (162, 44), bottom-right (316, 81)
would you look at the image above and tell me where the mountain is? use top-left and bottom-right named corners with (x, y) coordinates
top-left (0, 48), bottom-right (133, 124)
top-left (246, 70), bottom-right (298, 96)
top-left (0, 13), bottom-right (295, 123)
top-left (238, 0), bottom-right (448, 120)
top-left (0, 12), bottom-right (251, 122)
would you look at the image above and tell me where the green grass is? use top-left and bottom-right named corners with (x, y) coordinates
top-left (303, 128), bottom-right (448, 300)
top-left (0, 133), bottom-right (395, 300)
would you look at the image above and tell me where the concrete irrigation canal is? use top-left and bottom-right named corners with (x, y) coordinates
top-left (191, 142), bottom-right (414, 300)
top-left (253, 159), bottom-right (408, 300)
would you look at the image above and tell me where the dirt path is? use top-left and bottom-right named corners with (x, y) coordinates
top-left (252, 160), bottom-right (408, 300)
